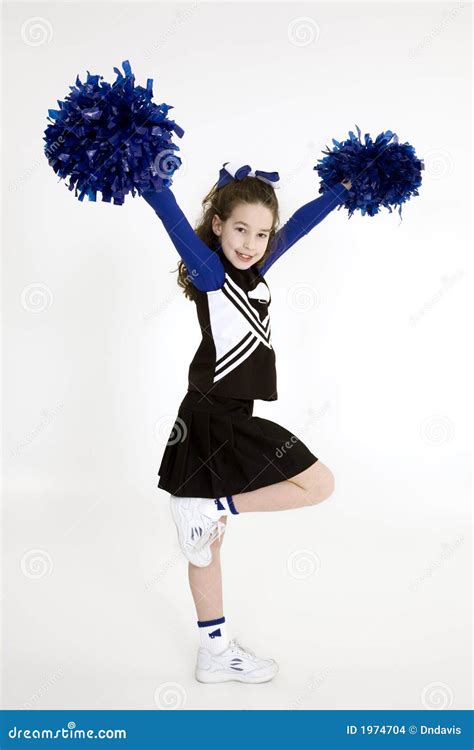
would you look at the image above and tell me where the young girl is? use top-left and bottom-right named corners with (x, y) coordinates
top-left (142, 162), bottom-right (351, 684)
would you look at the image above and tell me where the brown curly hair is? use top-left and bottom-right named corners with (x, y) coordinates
top-left (173, 176), bottom-right (280, 301)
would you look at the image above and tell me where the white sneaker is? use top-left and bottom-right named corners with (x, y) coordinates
top-left (195, 637), bottom-right (279, 684)
top-left (170, 495), bottom-right (226, 567)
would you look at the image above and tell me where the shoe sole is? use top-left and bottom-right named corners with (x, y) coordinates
top-left (170, 497), bottom-right (212, 567)
top-left (195, 666), bottom-right (279, 684)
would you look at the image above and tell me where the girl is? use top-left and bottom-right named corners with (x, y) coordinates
top-left (142, 162), bottom-right (351, 684)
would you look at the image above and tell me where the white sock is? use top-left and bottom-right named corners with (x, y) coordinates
top-left (213, 495), bottom-right (240, 516)
top-left (197, 616), bottom-right (229, 654)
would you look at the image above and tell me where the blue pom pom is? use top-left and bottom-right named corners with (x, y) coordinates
top-left (43, 59), bottom-right (185, 205)
top-left (314, 125), bottom-right (424, 220)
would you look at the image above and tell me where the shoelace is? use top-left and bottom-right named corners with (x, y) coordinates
top-left (228, 637), bottom-right (256, 659)
top-left (193, 519), bottom-right (226, 551)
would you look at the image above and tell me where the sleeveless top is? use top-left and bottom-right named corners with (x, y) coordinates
top-left (187, 247), bottom-right (277, 401)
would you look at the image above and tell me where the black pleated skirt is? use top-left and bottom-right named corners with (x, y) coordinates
top-left (157, 391), bottom-right (318, 498)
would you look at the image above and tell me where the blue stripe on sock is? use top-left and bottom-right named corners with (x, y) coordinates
top-left (197, 616), bottom-right (226, 628)
top-left (227, 495), bottom-right (239, 515)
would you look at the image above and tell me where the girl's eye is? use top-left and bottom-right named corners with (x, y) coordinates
top-left (236, 227), bottom-right (268, 239)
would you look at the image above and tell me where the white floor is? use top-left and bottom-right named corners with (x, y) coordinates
top-left (2, 461), bottom-right (471, 711)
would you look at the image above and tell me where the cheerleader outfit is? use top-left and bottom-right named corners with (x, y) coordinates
top-left (142, 181), bottom-right (348, 498)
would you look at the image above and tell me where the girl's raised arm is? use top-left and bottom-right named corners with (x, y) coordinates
top-left (141, 187), bottom-right (225, 292)
top-left (258, 182), bottom-right (349, 277)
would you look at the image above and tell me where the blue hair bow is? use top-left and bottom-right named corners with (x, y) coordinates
top-left (217, 161), bottom-right (280, 190)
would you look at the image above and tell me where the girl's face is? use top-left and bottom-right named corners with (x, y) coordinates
top-left (212, 202), bottom-right (274, 269)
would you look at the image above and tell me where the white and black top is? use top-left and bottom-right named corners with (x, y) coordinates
top-left (142, 181), bottom-right (348, 401)
top-left (188, 244), bottom-right (276, 400)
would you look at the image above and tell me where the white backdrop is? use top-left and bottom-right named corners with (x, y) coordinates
top-left (2, 1), bottom-right (471, 711)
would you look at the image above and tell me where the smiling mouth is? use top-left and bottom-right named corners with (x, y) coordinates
top-left (236, 251), bottom-right (253, 261)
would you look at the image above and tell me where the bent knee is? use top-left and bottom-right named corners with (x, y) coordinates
top-left (321, 464), bottom-right (335, 500)
top-left (311, 462), bottom-right (335, 503)
top-left (290, 460), bottom-right (335, 504)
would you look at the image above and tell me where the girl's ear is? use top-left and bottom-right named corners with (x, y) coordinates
top-left (212, 213), bottom-right (222, 236)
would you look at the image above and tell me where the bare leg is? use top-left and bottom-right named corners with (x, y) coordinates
top-left (232, 460), bottom-right (335, 513)
top-left (187, 462), bottom-right (333, 614)
top-left (188, 517), bottom-right (227, 620)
